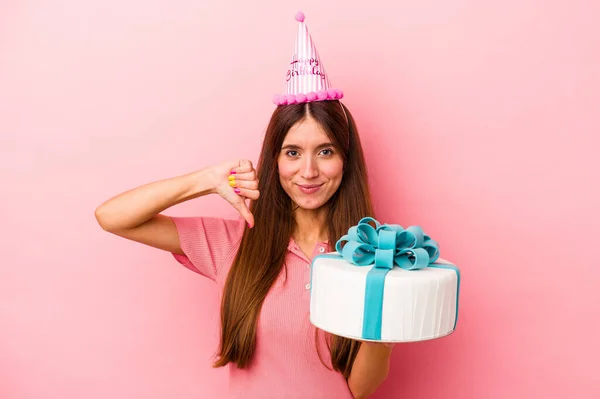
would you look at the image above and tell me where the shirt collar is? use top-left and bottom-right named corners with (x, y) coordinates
top-left (287, 237), bottom-right (330, 250)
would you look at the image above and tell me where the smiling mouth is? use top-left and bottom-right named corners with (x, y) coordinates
top-left (297, 184), bottom-right (323, 194)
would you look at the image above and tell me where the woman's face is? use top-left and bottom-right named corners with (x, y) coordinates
top-left (277, 116), bottom-right (344, 211)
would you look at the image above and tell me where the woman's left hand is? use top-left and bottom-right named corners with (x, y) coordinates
top-left (353, 339), bottom-right (395, 349)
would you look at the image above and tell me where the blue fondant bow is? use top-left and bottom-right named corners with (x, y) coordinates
top-left (335, 217), bottom-right (440, 271)
top-left (334, 217), bottom-right (442, 341)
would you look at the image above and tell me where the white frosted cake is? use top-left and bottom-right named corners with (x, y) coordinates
top-left (309, 218), bottom-right (460, 343)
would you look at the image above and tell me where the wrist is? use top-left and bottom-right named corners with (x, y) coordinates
top-left (360, 341), bottom-right (394, 356)
top-left (185, 168), bottom-right (217, 197)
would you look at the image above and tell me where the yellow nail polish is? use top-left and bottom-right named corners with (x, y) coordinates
top-left (229, 180), bottom-right (236, 187)
top-left (228, 175), bottom-right (236, 181)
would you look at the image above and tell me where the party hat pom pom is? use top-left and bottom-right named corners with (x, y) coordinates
top-left (295, 11), bottom-right (305, 22)
top-left (317, 91), bottom-right (328, 101)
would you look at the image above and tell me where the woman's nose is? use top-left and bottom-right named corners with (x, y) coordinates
top-left (300, 156), bottom-right (319, 179)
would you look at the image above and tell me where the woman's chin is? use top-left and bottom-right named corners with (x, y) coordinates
top-left (292, 196), bottom-right (327, 211)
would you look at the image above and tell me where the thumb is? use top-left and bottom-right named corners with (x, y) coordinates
top-left (232, 197), bottom-right (255, 228)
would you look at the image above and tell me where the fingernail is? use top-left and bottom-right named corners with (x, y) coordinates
top-left (230, 170), bottom-right (236, 174)
top-left (234, 188), bottom-right (241, 194)
top-left (247, 223), bottom-right (252, 228)
top-left (229, 180), bottom-right (236, 187)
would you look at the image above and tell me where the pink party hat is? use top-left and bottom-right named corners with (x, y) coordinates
top-left (273, 11), bottom-right (344, 105)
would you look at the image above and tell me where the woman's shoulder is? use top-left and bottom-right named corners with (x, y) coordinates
top-left (170, 215), bottom-right (246, 254)
top-left (170, 215), bottom-right (245, 280)
top-left (171, 215), bottom-right (245, 239)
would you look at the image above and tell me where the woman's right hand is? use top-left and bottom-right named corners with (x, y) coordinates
top-left (211, 159), bottom-right (260, 228)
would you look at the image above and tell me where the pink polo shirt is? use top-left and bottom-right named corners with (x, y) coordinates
top-left (170, 216), bottom-right (355, 399)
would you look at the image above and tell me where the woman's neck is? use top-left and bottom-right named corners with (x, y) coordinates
top-left (292, 206), bottom-right (329, 243)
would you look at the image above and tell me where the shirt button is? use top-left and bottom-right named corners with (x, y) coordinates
top-left (305, 283), bottom-right (311, 290)
top-left (319, 247), bottom-right (325, 253)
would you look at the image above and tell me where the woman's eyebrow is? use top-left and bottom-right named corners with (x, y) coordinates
top-left (281, 142), bottom-right (334, 150)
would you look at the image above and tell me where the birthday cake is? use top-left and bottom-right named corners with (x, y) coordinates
top-left (309, 217), bottom-right (460, 343)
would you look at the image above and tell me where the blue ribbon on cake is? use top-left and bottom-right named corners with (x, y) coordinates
top-left (334, 217), bottom-right (459, 340)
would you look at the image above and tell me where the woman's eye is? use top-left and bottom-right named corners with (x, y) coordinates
top-left (320, 149), bottom-right (334, 156)
top-left (286, 150), bottom-right (299, 157)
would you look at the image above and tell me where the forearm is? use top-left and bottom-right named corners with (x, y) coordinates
top-left (95, 168), bottom-right (215, 231)
top-left (347, 342), bottom-right (393, 399)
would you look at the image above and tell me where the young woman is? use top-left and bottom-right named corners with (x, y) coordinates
top-left (95, 12), bottom-right (393, 399)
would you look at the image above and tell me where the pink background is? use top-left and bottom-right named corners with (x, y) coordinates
top-left (1, 1), bottom-right (599, 398)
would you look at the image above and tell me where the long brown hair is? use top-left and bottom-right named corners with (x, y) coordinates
top-left (213, 100), bottom-right (374, 378)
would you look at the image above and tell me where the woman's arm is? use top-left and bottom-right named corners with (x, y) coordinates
top-left (94, 160), bottom-right (259, 253)
top-left (94, 168), bottom-right (216, 254)
top-left (347, 342), bottom-right (393, 399)
top-left (95, 168), bottom-right (215, 231)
